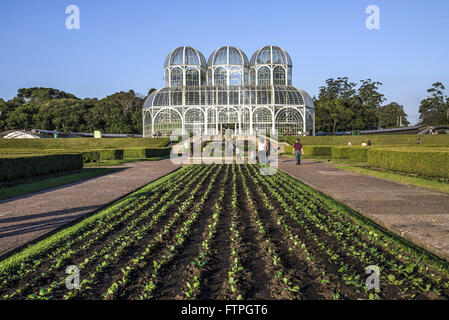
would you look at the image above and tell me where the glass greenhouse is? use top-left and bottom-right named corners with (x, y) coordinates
top-left (143, 45), bottom-right (315, 137)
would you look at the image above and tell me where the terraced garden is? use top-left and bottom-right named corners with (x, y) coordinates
top-left (1, 164), bottom-right (449, 300)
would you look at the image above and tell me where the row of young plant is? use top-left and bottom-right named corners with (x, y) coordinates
top-left (182, 165), bottom-right (230, 300)
top-left (48, 165), bottom-right (203, 273)
top-left (247, 165), bottom-right (364, 299)
top-left (79, 164), bottom-right (218, 300)
top-left (281, 170), bottom-right (449, 292)
top-left (238, 165), bottom-right (301, 298)
top-left (243, 165), bottom-right (338, 298)
top-left (135, 165), bottom-right (223, 300)
top-left (2, 165), bottom-right (211, 300)
top-left (251, 164), bottom-right (449, 299)
top-left (270, 168), bottom-right (449, 298)
top-left (0, 165), bottom-right (199, 291)
top-left (224, 165), bottom-right (245, 300)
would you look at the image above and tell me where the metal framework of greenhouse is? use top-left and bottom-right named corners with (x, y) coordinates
top-left (143, 45), bottom-right (315, 137)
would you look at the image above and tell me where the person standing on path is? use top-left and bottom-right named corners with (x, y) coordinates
top-left (293, 139), bottom-right (303, 165)
top-left (258, 138), bottom-right (266, 163)
top-left (265, 138), bottom-right (271, 162)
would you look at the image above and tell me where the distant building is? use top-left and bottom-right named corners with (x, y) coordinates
top-left (143, 45), bottom-right (315, 137)
top-left (1, 130), bottom-right (42, 139)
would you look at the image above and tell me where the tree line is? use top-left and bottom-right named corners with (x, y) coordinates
top-left (314, 78), bottom-right (449, 132)
top-left (0, 81), bottom-right (447, 134)
top-left (0, 88), bottom-right (156, 134)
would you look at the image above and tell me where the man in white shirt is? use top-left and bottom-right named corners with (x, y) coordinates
top-left (258, 139), bottom-right (266, 163)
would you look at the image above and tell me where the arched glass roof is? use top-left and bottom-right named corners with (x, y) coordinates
top-left (143, 86), bottom-right (313, 109)
top-left (164, 46), bottom-right (207, 68)
top-left (250, 45), bottom-right (292, 67)
top-left (208, 46), bottom-right (249, 67)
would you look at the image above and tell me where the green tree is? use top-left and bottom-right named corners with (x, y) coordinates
top-left (0, 98), bottom-right (9, 131)
top-left (16, 87), bottom-right (78, 105)
top-left (315, 78), bottom-right (357, 132)
top-left (5, 104), bottom-right (39, 130)
top-left (377, 102), bottom-right (410, 128)
top-left (88, 90), bottom-right (144, 134)
top-left (356, 79), bottom-right (385, 129)
top-left (419, 82), bottom-right (449, 125)
top-left (315, 78), bottom-right (386, 132)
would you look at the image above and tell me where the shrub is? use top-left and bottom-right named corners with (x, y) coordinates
top-left (282, 145), bottom-right (331, 157)
top-left (348, 148), bottom-right (369, 162)
top-left (331, 147), bottom-right (350, 159)
top-left (123, 148), bottom-right (171, 159)
top-left (0, 138), bottom-right (169, 150)
top-left (82, 150), bottom-right (124, 163)
top-left (367, 149), bottom-right (449, 178)
top-left (303, 146), bottom-right (332, 157)
top-left (282, 135), bottom-right (449, 147)
top-left (284, 145), bottom-right (293, 155)
top-left (0, 154), bottom-right (83, 182)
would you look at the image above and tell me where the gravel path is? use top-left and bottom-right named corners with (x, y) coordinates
top-left (278, 157), bottom-right (449, 262)
top-left (0, 159), bottom-right (180, 257)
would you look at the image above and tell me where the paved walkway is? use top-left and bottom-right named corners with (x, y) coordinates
top-left (278, 157), bottom-right (449, 262)
top-left (0, 159), bottom-right (180, 257)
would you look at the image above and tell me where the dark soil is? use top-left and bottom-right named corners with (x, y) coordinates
top-left (1, 164), bottom-right (449, 300)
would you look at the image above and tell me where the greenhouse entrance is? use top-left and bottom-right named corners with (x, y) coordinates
top-left (220, 123), bottom-right (238, 134)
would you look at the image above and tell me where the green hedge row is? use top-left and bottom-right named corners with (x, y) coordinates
top-left (331, 147), bottom-right (369, 162)
top-left (331, 147), bottom-right (349, 159)
top-left (304, 146), bottom-right (332, 157)
top-left (123, 148), bottom-right (171, 159)
top-left (348, 148), bottom-right (368, 162)
top-left (0, 138), bottom-right (169, 150)
top-left (82, 148), bottom-right (171, 163)
top-left (82, 150), bottom-right (124, 163)
top-left (0, 154), bottom-right (83, 181)
top-left (367, 149), bottom-right (449, 178)
top-left (282, 135), bottom-right (449, 147)
top-left (283, 145), bottom-right (331, 157)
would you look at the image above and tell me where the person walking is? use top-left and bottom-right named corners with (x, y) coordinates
top-left (258, 138), bottom-right (266, 163)
top-left (293, 139), bottom-right (303, 165)
top-left (265, 139), bottom-right (271, 162)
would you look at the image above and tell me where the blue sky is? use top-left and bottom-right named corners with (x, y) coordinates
top-left (1, 0), bottom-right (448, 124)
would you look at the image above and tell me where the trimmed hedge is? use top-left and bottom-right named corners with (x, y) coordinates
top-left (331, 147), bottom-right (350, 159)
top-left (303, 146), bottom-right (332, 157)
top-left (82, 148), bottom-right (171, 162)
top-left (282, 135), bottom-right (449, 147)
top-left (348, 148), bottom-right (369, 162)
top-left (82, 150), bottom-right (124, 163)
top-left (0, 138), bottom-right (169, 150)
top-left (283, 145), bottom-right (331, 157)
top-left (123, 148), bottom-right (171, 159)
top-left (0, 154), bottom-right (83, 181)
top-left (367, 149), bottom-right (449, 178)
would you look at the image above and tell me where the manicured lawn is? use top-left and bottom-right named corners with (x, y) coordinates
top-left (0, 138), bottom-right (169, 150)
top-left (336, 165), bottom-right (449, 194)
top-left (83, 156), bottom-right (171, 167)
top-left (0, 168), bottom-right (119, 201)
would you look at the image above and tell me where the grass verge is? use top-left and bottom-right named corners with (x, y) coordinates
top-left (336, 165), bottom-right (449, 194)
top-left (83, 155), bottom-right (171, 167)
top-left (0, 168), bottom-right (120, 201)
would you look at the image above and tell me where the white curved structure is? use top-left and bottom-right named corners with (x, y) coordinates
top-left (143, 45), bottom-right (315, 137)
